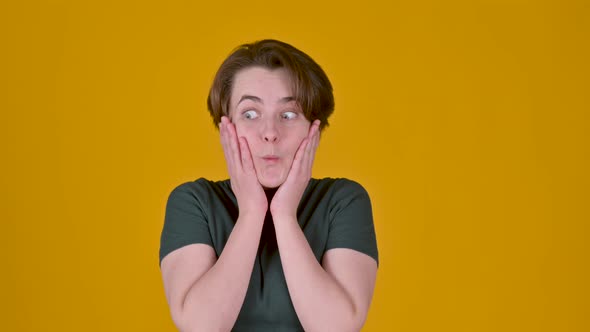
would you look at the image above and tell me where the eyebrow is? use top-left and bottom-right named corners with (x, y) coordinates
top-left (237, 95), bottom-right (296, 105)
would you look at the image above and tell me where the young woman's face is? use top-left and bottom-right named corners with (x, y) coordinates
top-left (229, 66), bottom-right (311, 189)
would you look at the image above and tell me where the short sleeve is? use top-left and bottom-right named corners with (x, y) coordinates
top-left (159, 183), bottom-right (214, 267)
top-left (326, 180), bottom-right (379, 265)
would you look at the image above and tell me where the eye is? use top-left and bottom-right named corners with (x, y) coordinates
top-left (243, 110), bottom-right (259, 120)
top-left (281, 111), bottom-right (298, 120)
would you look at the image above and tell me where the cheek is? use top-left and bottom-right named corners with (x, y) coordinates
top-left (233, 123), bottom-right (250, 139)
top-left (234, 124), bottom-right (259, 151)
top-left (287, 130), bottom-right (309, 155)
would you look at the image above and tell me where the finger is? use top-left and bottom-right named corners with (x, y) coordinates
top-left (307, 132), bottom-right (319, 170)
top-left (308, 119), bottom-right (320, 137)
top-left (299, 120), bottom-right (318, 163)
top-left (290, 137), bottom-right (309, 176)
top-left (220, 119), bottom-right (229, 161)
top-left (220, 119), bottom-right (237, 177)
top-left (313, 120), bottom-right (321, 143)
top-left (221, 117), bottom-right (242, 176)
top-left (303, 135), bottom-right (315, 172)
top-left (305, 121), bottom-right (319, 154)
top-left (310, 121), bottom-right (321, 160)
top-left (305, 121), bottom-right (320, 157)
top-left (304, 120), bottom-right (321, 171)
top-left (225, 117), bottom-right (243, 168)
top-left (238, 137), bottom-right (255, 173)
top-left (220, 117), bottom-right (232, 163)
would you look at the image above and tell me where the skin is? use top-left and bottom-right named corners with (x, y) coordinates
top-left (228, 66), bottom-right (314, 191)
top-left (160, 66), bottom-right (377, 332)
top-left (226, 66), bottom-right (320, 217)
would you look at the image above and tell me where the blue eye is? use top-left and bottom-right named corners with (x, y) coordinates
top-left (281, 111), bottom-right (297, 120)
top-left (243, 110), bottom-right (259, 119)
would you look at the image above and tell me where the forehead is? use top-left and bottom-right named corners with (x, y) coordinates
top-left (231, 67), bottom-right (294, 103)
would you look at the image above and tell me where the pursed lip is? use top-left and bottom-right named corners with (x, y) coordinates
top-left (261, 155), bottom-right (280, 163)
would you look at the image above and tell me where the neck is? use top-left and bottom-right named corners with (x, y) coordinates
top-left (264, 187), bottom-right (278, 201)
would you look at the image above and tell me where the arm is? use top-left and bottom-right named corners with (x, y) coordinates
top-left (160, 117), bottom-right (267, 331)
top-left (270, 120), bottom-right (378, 331)
top-left (161, 212), bottom-right (264, 332)
top-left (273, 217), bottom-right (378, 332)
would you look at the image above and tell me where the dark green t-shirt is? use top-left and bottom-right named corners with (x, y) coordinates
top-left (159, 177), bottom-right (378, 331)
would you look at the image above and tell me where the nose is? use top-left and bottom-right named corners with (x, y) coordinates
top-left (262, 119), bottom-right (279, 143)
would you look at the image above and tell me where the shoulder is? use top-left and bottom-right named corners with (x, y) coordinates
top-left (317, 178), bottom-right (379, 264)
top-left (169, 178), bottom-right (231, 197)
top-left (309, 177), bottom-right (370, 201)
top-left (170, 178), bottom-right (230, 194)
top-left (167, 178), bottom-right (232, 207)
top-left (307, 178), bottom-right (373, 220)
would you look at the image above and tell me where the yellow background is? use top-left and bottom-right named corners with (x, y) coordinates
top-left (1, 0), bottom-right (588, 331)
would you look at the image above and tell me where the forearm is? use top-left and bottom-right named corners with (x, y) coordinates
top-left (273, 216), bottom-right (361, 332)
top-left (179, 213), bottom-right (264, 331)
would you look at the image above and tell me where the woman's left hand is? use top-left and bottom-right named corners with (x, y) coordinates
top-left (270, 120), bottom-right (321, 220)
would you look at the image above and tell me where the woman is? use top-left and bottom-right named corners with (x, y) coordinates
top-left (159, 39), bottom-right (378, 331)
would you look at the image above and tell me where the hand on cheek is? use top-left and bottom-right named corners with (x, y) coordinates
top-left (270, 120), bottom-right (321, 219)
top-left (219, 116), bottom-right (268, 218)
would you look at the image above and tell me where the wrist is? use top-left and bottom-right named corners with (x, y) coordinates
top-left (269, 202), bottom-right (297, 218)
top-left (238, 208), bottom-right (267, 222)
top-left (270, 212), bottom-right (298, 224)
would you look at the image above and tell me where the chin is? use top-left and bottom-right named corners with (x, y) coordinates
top-left (257, 174), bottom-right (286, 189)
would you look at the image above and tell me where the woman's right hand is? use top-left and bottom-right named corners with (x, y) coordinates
top-left (220, 116), bottom-right (268, 218)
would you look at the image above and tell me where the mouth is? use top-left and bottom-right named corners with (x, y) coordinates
top-left (261, 155), bottom-right (280, 164)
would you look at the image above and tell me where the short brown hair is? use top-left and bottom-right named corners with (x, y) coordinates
top-left (207, 39), bottom-right (334, 131)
